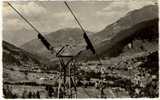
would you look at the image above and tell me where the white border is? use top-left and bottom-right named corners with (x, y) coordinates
top-left (0, 0), bottom-right (160, 100)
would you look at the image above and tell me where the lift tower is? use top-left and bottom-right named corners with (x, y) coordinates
top-left (7, 2), bottom-right (79, 98)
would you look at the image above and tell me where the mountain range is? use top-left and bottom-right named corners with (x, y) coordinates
top-left (3, 4), bottom-right (158, 65)
top-left (21, 5), bottom-right (158, 61)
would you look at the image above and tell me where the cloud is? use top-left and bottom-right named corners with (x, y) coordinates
top-left (15, 2), bottom-right (46, 17)
top-left (3, 1), bottom-right (48, 33)
top-left (3, 3), bottom-right (16, 19)
top-left (52, 11), bottom-right (73, 21)
top-left (3, 1), bottom-right (47, 20)
top-left (3, 0), bottom-right (158, 46)
top-left (3, 18), bottom-right (30, 32)
top-left (95, 0), bottom-right (156, 24)
top-left (99, 0), bottom-right (156, 14)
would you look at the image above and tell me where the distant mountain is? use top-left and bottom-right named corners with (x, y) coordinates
top-left (21, 5), bottom-right (158, 61)
top-left (3, 41), bottom-right (60, 83)
top-left (3, 41), bottom-right (41, 67)
top-left (93, 5), bottom-right (158, 43)
top-left (21, 28), bottom-right (93, 59)
top-left (3, 41), bottom-right (41, 82)
top-left (78, 5), bottom-right (158, 61)
top-left (3, 40), bottom-right (58, 70)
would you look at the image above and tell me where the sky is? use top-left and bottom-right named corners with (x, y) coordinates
top-left (3, 0), bottom-right (157, 46)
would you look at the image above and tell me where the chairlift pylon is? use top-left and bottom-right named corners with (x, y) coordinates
top-left (7, 1), bottom-right (106, 98)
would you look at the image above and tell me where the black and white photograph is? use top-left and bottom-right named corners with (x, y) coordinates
top-left (2, 0), bottom-right (159, 98)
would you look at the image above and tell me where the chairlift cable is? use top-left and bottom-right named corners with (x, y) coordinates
top-left (64, 2), bottom-right (103, 84)
top-left (64, 1), bottom-right (102, 65)
top-left (64, 1), bottom-right (106, 98)
top-left (7, 2), bottom-right (56, 53)
top-left (7, 1), bottom-right (105, 98)
top-left (7, 2), bottom-right (41, 35)
top-left (64, 1), bottom-right (85, 33)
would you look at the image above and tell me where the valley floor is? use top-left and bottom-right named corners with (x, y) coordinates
top-left (3, 51), bottom-right (159, 98)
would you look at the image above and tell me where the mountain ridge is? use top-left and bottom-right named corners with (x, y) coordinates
top-left (21, 5), bottom-right (158, 61)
